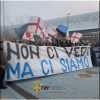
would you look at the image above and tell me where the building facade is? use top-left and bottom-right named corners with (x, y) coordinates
top-left (46, 12), bottom-right (99, 46)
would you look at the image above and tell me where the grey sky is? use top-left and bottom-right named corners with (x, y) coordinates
top-left (1, 1), bottom-right (99, 25)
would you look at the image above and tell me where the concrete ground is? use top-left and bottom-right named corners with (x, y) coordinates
top-left (0, 67), bottom-right (99, 99)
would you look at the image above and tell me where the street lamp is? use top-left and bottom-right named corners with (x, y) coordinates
top-left (66, 12), bottom-right (71, 37)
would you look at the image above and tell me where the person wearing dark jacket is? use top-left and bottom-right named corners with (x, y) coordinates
top-left (0, 41), bottom-right (7, 89)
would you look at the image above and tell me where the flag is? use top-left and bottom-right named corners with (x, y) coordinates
top-left (22, 32), bottom-right (34, 41)
top-left (50, 28), bottom-right (58, 38)
top-left (43, 26), bottom-right (48, 39)
top-left (70, 32), bottom-right (82, 43)
top-left (48, 36), bottom-right (52, 43)
top-left (22, 16), bottom-right (45, 41)
top-left (66, 36), bottom-right (71, 40)
top-left (31, 16), bottom-right (43, 34)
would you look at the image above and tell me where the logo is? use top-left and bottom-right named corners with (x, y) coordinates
top-left (32, 80), bottom-right (41, 95)
top-left (32, 80), bottom-right (50, 95)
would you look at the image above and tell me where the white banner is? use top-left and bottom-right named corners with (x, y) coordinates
top-left (3, 41), bottom-right (93, 81)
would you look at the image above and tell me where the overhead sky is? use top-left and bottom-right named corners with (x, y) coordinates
top-left (1, 0), bottom-right (99, 25)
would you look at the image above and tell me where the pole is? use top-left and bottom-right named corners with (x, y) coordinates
top-left (3, 0), bottom-right (5, 40)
